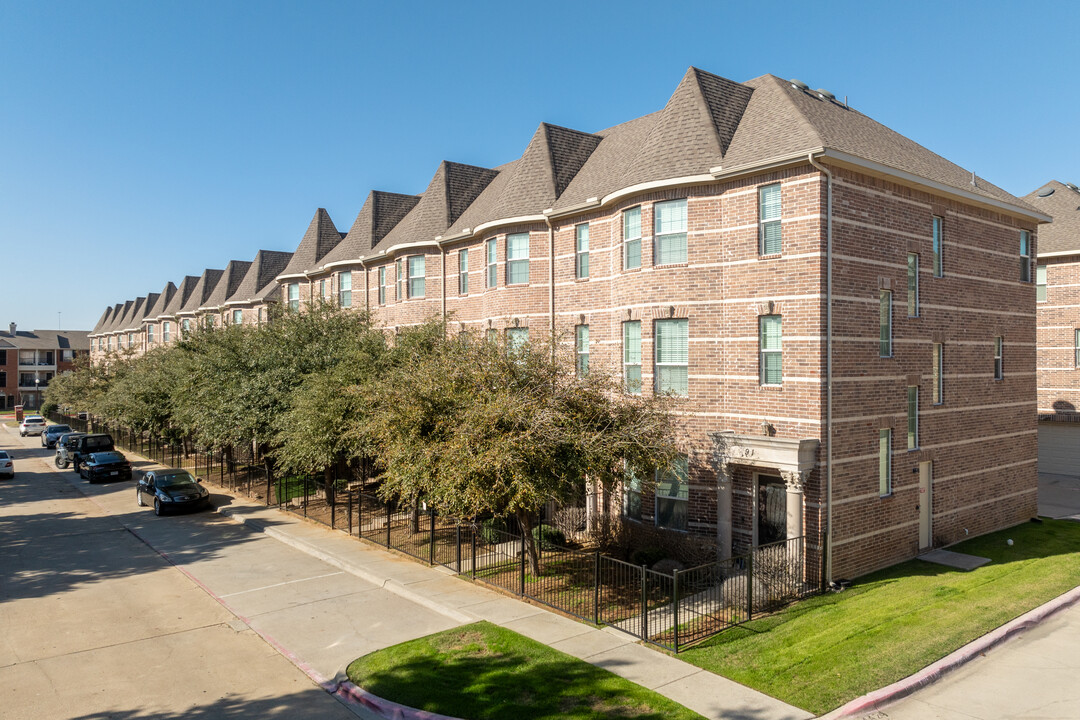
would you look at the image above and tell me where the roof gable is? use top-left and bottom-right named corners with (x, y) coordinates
top-left (92, 307), bottom-right (113, 334)
top-left (145, 283), bottom-right (176, 319)
top-left (1024, 181), bottom-right (1080, 254)
top-left (278, 209), bottom-right (345, 276)
top-left (203, 260), bottom-right (252, 309)
top-left (161, 276), bottom-right (200, 317)
top-left (178, 269), bottom-right (224, 314)
top-left (228, 250), bottom-right (294, 303)
top-left (321, 191), bottom-right (420, 266)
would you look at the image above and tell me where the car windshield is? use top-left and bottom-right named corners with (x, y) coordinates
top-left (49, 425), bottom-right (71, 434)
top-left (0, 451), bottom-right (8, 459)
top-left (92, 452), bottom-right (125, 463)
top-left (25, 418), bottom-right (44, 424)
top-left (155, 472), bottom-right (197, 488)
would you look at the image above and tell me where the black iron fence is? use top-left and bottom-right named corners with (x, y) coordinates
top-left (51, 412), bottom-right (822, 651)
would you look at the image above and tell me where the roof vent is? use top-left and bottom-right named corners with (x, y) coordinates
top-left (1037, 185), bottom-right (1056, 198)
top-left (789, 79), bottom-right (809, 91)
top-left (1065, 182), bottom-right (1080, 192)
top-left (816, 89), bottom-right (836, 101)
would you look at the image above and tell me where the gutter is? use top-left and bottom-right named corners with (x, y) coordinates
top-left (544, 214), bottom-right (555, 339)
top-left (806, 151), bottom-right (834, 585)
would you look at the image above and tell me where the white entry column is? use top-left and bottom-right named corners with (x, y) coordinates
top-left (780, 469), bottom-right (807, 540)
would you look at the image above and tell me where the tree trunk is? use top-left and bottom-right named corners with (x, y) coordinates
top-left (410, 498), bottom-right (420, 533)
top-left (517, 510), bottom-right (541, 576)
top-left (324, 466), bottom-right (336, 506)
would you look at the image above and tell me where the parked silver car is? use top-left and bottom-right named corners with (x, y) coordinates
top-left (19, 416), bottom-right (46, 437)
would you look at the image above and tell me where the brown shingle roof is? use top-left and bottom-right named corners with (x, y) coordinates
top-left (91, 307), bottom-right (113, 334)
top-left (227, 250), bottom-right (294, 303)
top-left (102, 303), bottom-right (126, 334)
top-left (116, 297), bottom-right (146, 332)
top-left (177, 269), bottom-right (224, 315)
top-left (278, 209), bottom-right (345, 277)
top-left (1023, 181), bottom-right (1080, 255)
top-left (0, 330), bottom-right (90, 351)
top-left (319, 191), bottom-right (420, 268)
top-left (372, 162), bottom-right (499, 255)
top-left (160, 276), bottom-right (200, 318)
top-left (201, 260), bottom-right (252, 310)
top-left (145, 283), bottom-right (177, 320)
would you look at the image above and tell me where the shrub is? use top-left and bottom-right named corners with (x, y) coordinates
top-left (630, 546), bottom-right (666, 568)
top-left (479, 518), bottom-right (510, 545)
top-left (532, 524), bottom-right (566, 550)
top-left (41, 402), bottom-right (58, 418)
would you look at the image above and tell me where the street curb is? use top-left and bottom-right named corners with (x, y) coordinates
top-left (823, 583), bottom-right (1080, 718)
top-left (335, 681), bottom-right (465, 720)
top-left (214, 504), bottom-right (475, 625)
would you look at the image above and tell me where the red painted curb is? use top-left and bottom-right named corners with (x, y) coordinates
top-left (829, 583), bottom-right (1080, 718)
top-left (335, 681), bottom-right (466, 720)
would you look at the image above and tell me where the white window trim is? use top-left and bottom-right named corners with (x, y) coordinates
top-left (458, 249), bottom-right (469, 295)
top-left (623, 207), bottom-right (642, 271)
top-left (759, 314), bottom-right (782, 386)
top-left (879, 289), bottom-right (893, 358)
top-left (653, 198), bottom-right (688, 266)
top-left (654, 318), bottom-right (688, 396)
top-left (575, 223), bottom-right (589, 279)
top-left (907, 386), bottom-right (919, 450)
top-left (932, 216), bottom-right (944, 277)
top-left (758, 183), bottom-right (782, 256)
top-left (907, 253), bottom-right (919, 318)
top-left (879, 428), bottom-right (892, 496)
top-left (994, 336), bottom-right (1004, 380)
top-left (486, 238), bottom-right (498, 289)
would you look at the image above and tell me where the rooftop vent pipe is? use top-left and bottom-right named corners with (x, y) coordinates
top-left (790, 79), bottom-right (810, 91)
top-left (816, 89), bottom-right (836, 101)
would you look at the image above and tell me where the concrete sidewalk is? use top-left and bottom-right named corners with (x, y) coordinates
top-left (209, 486), bottom-right (812, 720)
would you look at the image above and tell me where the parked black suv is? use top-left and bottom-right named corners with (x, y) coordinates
top-left (70, 434), bottom-right (115, 472)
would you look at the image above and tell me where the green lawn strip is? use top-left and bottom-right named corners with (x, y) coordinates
top-left (346, 621), bottom-right (706, 720)
top-left (679, 520), bottom-right (1080, 715)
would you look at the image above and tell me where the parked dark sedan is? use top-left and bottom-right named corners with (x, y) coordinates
top-left (41, 424), bottom-right (72, 449)
top-left (136, 469), bottom-right (210, 516)
top-left (80, 451), bottom-right (132, 483)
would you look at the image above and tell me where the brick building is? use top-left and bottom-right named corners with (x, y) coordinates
top-left (87, 68), bottom-right (1048, 579)
top-left (0, 323), bottom-right (89, 410)
top-left (1025, 181), bottom-right (1080, 476)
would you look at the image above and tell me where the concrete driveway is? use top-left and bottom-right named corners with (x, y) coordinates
top-left (0, 428), bottom-right (457, 719)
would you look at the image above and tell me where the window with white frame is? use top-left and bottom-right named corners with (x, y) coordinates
top-left (182, 318), bottom-right (191, 334)
top-left (759, 315), bottom-right (782, 385)
top-left (907, 386), bottom-right (919, 450)
top-left (395, 259), bottom-right (403, 301)
top-left (624, 465), bottom-right (642, 520)
top-left (623, 207), bottom-right (641, 270)
top-left (163, 322), bottom-right (171, 342)
top-left (1037, 265), bottom-right (1047, 302)
top-left (128, 333), bottom-right (135, 347)
top-left (506, 327), bottom-right (529, 354)
top-left (319, 278), bottom-right (327, 301)
top-left (879, 428), bottom-right (892, 495)
top-left (575, 224), bottom-right (589, 279)
top-left (407, 256), bottom-right (425, 298)
top-left (257, 308), bottom-right (263, 325)
top-left (575, 324), bottom-right (589, 377)
top-left (486, 328), bottom-right (498, 343)
top-left (107, 337), bottom-right (112, 351)
top-left (932, 216), bottom-right (944, 277)
top-left (486, 238), bottom-right (497, 288)
top-left (287, 283), bottom-right (299, 312)
top-left (1020, 230), bottom-right (1032, 282)
top-left (1075, 330), bottom-right (1080, 368)
top-left (623, 320), bottom-right (641, 394)
top-left (655, 456), bottom-right (689, 531)
top-left (147, 325), bottom-right (154, 343)
top-left (933, 343), bottom-right (944, 404)
top-left (907, 253), bottom-right (919, 317)
top-left (233, 309), bottom-right (243, 325)
top-left (655, 318), bottom-right (688, 396)
top-left (880, 290), bottom-right (892, 357)
top-left (339, 271), bottom-right (352, 307)
top-left (458, 249), bottom-right (468, 294)
top-left (994, 336), bottom-right (1003, 379)
top-left (654, 199), bottom-right (687, 265)
top-left (378, 266), bottom-right (387, 305)
top-left (759, 184), bottom-right (781, 255)
top-left (506, 233), bottom-right (529, 285)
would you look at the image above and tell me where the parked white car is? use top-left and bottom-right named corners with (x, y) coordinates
top-left (0, 450), bottom-right (12, 478)
top-left (19, 416), bottom-right (46, 437)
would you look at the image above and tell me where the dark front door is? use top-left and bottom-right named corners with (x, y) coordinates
top-left (757, 475), bottom-right (787, 545)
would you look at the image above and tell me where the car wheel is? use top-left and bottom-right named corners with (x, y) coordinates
top-left (57, 457), bottom-right (68, 469)
top-left (136, 488), bottom-right (145, 507)
top-left (153, 498), bottom-right (162, 516)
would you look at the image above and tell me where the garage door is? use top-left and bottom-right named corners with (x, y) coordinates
top-left (1038, 422), bottom-right (1080, 477)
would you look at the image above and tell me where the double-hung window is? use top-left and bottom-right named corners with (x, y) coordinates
top-left (506, 233), bottom-right (529, 285)
top-left (624, 466), bottom-right (642, 520)
top-left (407, 256), bottom-right (425, 298)
top-left (486, 238), bottom-right (497, 288)
top-left (287, 283), bottom-right (299, 312)
top-left (759, 184), bottom-right (781, 255)
top-left (147, 325), bottom-right (154, 343)
top-left (655, 456), bottom-right (689, 531)
top-left (338, 271), bottom-right (352, 307)
top-left (759, 315), bottom-right (782, 385)
top-left (907, 253), bottom-right (919, 317)
top-left (933, 343), bottom-right (944, 404)
top-left (1037, 265), bottom-right (1047, 302)
top-left (623, 207), bottom-right (641, 270)
top-left (907, 386), bottom-right (919, 450)
top-left (575, 325), bottom-right (589, 377)
top-left (319, 279), bottom-right (327, 301)
top-left (395, 259), bottom-right (403, 301)
top-left (1020, 230), bottom-right (1032, 282)
top-left (506, 327), bottom-right (529, 354)
top-left (1075, 330), bottom-right (1080, 368)
top-left (932, 216), bottom-right (944, 277)
top-left (655, 318), bottom-right (688, 396)
top-left (575, 224), bottom-right (589, 279)
top-left (994, 337), bottom-right (1004, 379)
top-left (378, 267), bottom-right (387, 305)
top-left (128, 333), bottom-right (135, 347)
top-left (879, 290), bottom-right (893, 357)
top-left (232, 309), bottom-right (243, 325)
top-left (182, 318), bottom-right (191, 335)
top-left (458, 249), bottom-right (469, 294)
top-left (654, 199), bottom-right (687, 265)
top-left (162, 322), bottom-right (170, 343)
top-left (879, 429), bottom-right (892, 495)
top-left (623, 320), bottom-right (642, 394)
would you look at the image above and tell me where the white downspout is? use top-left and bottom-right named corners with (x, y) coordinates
top-left (807, 152), bottom-right (834, 585)
top-left (545, 216), bottom-right (556, 340)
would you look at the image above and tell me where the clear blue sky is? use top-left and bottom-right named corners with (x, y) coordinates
top-left (2, 0), bottom-right (1077, 332)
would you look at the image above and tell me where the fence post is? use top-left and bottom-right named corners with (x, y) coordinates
top-left (455, 524), bottom-right (461, 574)
top-left (266, 465), bottom-right (272, 506)
top-left (520, 531), bottom-right (527, 596)
top-left (331, 488), bottom-right (337, 530)
top-left (593, 551), bottom-right (601, 625)
top-left (471, 529), bottom-right (477, 580)
top-left (672, 569), bottom-right (680, 652)
top-left (386, 503), bottom-right (391, 547)
top-left (640, 565), bottom-right (648, 641)
top-left (747, 551), bottom-right (754, 622)
top-left (348, 492), bottom-right (353, 536)
top-left (429, 510), bottom-right (436, 565)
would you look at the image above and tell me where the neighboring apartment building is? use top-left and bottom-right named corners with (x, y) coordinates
top-left (1025, 181), bottom-right (1080, 476)
top-left (86, 68), bottom-right (1048, 580)
top-left (0, 323), bottom-right (89, 409)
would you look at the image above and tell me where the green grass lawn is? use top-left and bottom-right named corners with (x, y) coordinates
top-left (346, 621), bottom-right (705, 720)
top-left (680, 519), bottom-right (1080, 715)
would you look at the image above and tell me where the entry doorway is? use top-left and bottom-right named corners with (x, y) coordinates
top-left (754, 474), bottom-right (787, 546)
top-left (919, 461), bottom-right (933, 550)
